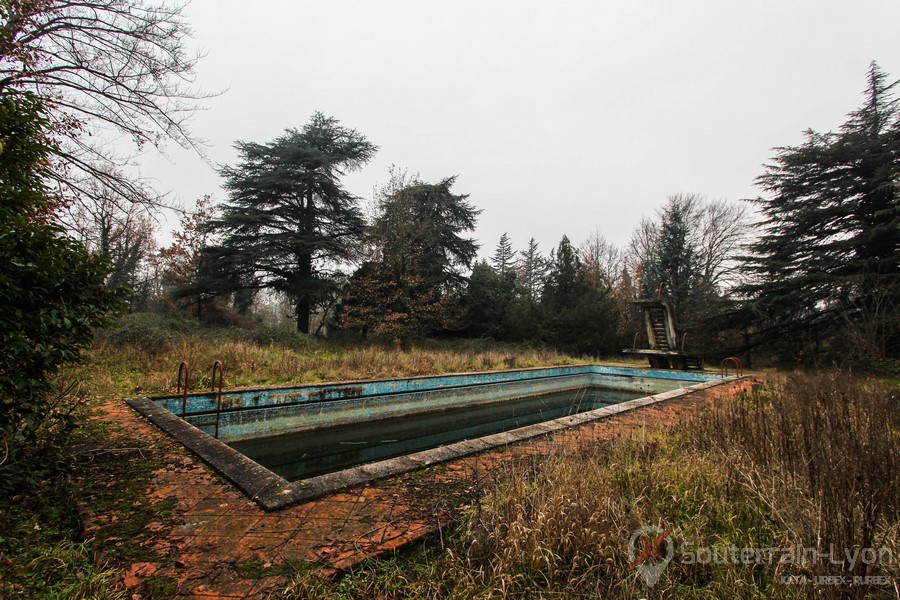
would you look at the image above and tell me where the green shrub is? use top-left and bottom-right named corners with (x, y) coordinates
top-left (98, 313), bottom-right (202, 354)
top-left (248, 326), bottom-right (317, 351)
top-left (0, 92), bottom-right (124, 495)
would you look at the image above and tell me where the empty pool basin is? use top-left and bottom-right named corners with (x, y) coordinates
top-left (127, 365), bottom-right (730, 510)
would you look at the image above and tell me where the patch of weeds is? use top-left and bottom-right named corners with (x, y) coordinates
top-left (234, 558), bottom-right (269, 579)
top-left (142, 575), bottom-right (178, 598)
top-left (0, 476), bottom-right (126, 599)
top-left (284, 544), bottom-right (455, 600)
top-left (234, 558), bottom-right (318, 580)
top-left (150, 497), bottom-right (177, 521)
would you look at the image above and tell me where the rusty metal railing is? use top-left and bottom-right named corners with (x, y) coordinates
top-left (211, 360), bottom-right (225, 438)
top-left (635, 282), bottom-right (667, 301)
top-left (176, 361), bottom-right (190, 417)
top-left (720, 357), bottom-right (743, 378)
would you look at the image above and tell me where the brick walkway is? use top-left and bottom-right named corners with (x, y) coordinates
top-left (79, 378), bottom-right (754, 598)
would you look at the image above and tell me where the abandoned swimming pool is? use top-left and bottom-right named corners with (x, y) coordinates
top-left (127, 365), bottom-right (731, 510)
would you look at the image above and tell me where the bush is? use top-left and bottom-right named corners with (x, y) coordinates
top-left (0, 92), bottom-right (124, 495)
top-left (98, 313), bottom-right (201, 354)
top-left (248, 326), bottom-right (316, 351)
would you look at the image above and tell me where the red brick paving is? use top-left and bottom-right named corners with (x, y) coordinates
top-left (80, 378), bottom-right (756, 598)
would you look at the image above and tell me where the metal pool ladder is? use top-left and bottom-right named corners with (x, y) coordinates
top-left (175, 360), bottom-right (226, 438)
top-left (211, 360), bottom-right (225, 438)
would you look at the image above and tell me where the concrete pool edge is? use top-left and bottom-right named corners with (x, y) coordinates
top-left (126, 373), bottom-right (741, 511)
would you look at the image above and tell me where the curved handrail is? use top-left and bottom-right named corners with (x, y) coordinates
top-left (680, 332), bottom-right (688, 352)
top-left (176, 361), bottom-right (189, 417)
top-left (657, 282), bottom-right (666, 300)
top-left (633, 331), bottom-right (643, 349)
top-left (211, 360), bottom-right (225, 438)
top-left (720, 357), bottom-right (743, 378)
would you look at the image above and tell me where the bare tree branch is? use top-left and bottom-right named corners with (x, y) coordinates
top-left (1, 0), bottom-right (213, 212)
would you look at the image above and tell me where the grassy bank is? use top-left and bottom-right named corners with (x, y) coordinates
top-left (286, 372), bottom-right (898, 599)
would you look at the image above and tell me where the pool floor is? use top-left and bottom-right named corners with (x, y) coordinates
top-left (227, 387), bottom-right (642, 481)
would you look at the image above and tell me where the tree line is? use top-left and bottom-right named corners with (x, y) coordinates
top-left (108, 115), bottom-right (748, 358)
top-left (134, 62), bottom-right (898, 370)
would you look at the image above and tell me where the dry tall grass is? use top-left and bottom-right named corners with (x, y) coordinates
top-left (78, 317), bottom-right (593, 400)
top-left (691, 372), bottom-right (899, 598)
top-left (286, 372), bottom-right (899, 599)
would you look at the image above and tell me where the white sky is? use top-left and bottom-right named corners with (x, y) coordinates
top-left (137, 0), bottom-right (900, 258)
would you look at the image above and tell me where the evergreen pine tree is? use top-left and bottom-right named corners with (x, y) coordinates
top-left (740, 63), bottom-right (900, 362)
top-left (491, 233), bottom-right (515, 274)
top-left (517, 237), bottom-right (547, 299)
top-left (543, 235), bottom-right (582, 309)
top-left (340, 176), bottom-right (480, 342)
top-left (640, 194), bottom-right (701, 317)
top-left (207, 113), bottom-right (376, 332)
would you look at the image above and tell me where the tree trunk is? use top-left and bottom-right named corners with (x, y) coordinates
top-left (296, 295), bottom-right (310, 333)
top-left (295, 189), bottom-right (315, 334)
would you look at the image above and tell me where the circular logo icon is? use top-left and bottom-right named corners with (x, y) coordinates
top-left (628, 525), bottom-right (674, 587)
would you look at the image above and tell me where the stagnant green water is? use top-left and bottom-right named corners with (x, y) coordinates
top-left (228, 387), bottom-right (643, 481)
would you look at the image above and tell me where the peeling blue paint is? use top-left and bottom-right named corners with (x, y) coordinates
top-left (146, 365), bottom-right (719, 442)
top-left (128, 365), bottom-right (735, 508)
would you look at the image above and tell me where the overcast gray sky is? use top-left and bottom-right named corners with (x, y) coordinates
top-left (138, 0), bottom-right (900, 257)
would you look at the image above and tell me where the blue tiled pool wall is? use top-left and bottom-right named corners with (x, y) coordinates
top-left (153, 365), bottom-right (716, 417)
top-left (145, 366), bottom-right (717, 442)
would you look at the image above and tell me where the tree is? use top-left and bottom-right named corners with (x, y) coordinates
top-left (641, 194), bottom-right (701, 316)
top-left (580, 228), bottom-right (621, 291)
top-left (628, 194), bottom-right (747, 312)
top-left (612, 264), bottom-right (640, 338)
top-left (157, 195), bottom-right (215, 319)
top-left (340, 176), bottom-right (480, 342)
top-left (542, 235), bottom-right (581, 309)
top-left (462, 259), bottom-right (517, 338)
top-left (695, 199), bottom-right (748, 291)
top-left (740, 63), bottom-right (900, 364)
top-left (208, 113), bottom-right (376, 332)
top-left (490, 232), bottom-right (515, 274)
top-left (70, 191), bottom-right (157, 307)
top-left (0, 0), bottom-right (207, 212)
top-left (625, 193), bottom-right (750, 356)
top-left (540, 235), bottom-right (618, 354)
top-left (517, 236), bottom-right (547, 300)
top-left (1, 91), bottom-right (122, 490)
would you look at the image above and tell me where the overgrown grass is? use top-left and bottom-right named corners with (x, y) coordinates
top-left (81, 313), bottom-right (599, 398)
top-left (286, 372), bottom-right (898, 599)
